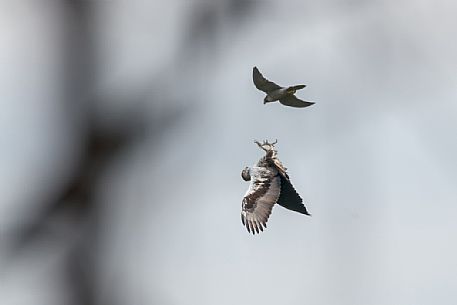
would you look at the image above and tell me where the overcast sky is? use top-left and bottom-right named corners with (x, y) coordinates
top-left (1, 1), bottom-right (457, 305)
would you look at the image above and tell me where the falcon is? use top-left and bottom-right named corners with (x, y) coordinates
top-left (241, 140), bottom-right (311, 234)
top-left (253, 66), bottom-right (315, 108)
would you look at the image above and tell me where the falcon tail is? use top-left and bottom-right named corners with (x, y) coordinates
top-left (288, 85), bottom-right (306, 91)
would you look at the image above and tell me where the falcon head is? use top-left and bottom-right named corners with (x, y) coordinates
top-left (241, 167), bottom-right (251, 181)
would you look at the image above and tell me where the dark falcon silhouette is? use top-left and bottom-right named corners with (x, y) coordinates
top-left (253, 66), bottom-right (314, 108)
top-left (240, 140), bottom-right (311, 234)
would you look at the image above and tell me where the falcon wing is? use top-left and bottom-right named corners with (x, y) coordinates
top-left (241, 166), bottom-right (281, 234)
top-left (253, 66), bottom-right (282, 93)
top-left (279, 95), bottom-right (315, 108)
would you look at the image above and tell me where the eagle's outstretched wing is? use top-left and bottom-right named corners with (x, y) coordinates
top-left (270, 158), bottom-right (311, 216)
top-left (277, 175), bottom-right (311, 215)
top-left (241, 166), bottom-right (281, 234)
top-left (279, 95), bottom-right (315, 108)
top-left (253, 66), bottom-right (282, 93)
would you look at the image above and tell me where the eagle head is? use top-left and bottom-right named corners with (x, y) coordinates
top-left (241, 167), bottom-right (251, 181)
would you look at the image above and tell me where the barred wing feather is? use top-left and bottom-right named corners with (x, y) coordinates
top-left (241, 167), bottom-right (281, 234)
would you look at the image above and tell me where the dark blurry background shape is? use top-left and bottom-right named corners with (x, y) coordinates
top-left (1, 1), bottom-right (457, 305)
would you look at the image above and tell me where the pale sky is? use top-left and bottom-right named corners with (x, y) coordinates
top-left (1, 1), bottom-right (457, 305)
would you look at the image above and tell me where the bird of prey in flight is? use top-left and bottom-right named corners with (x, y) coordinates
top-left (253, 66), bottom-right (315, 108)
top-left (241, 140), bottom-right (310, 234)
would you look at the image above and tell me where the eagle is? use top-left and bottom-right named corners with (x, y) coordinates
top-left (253, 66), bottom-right (315, 108)
top-left (241, 140), bottom-right (310, 234)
